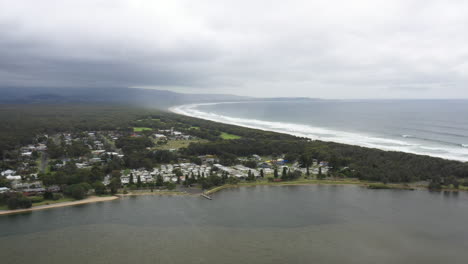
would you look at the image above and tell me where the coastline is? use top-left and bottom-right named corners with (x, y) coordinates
top-left (2, 180), bottom-right (464, 216)
top-left (116, 190), bottom-right (194, 197)
top-left (0, 191), bottom-right (195, 216)
top-left (0, 196), bottom-right (119, 216)
top-left (204, 179), bottom-right (467, 195)
top-left (169, 103), bottom-right (468, 162)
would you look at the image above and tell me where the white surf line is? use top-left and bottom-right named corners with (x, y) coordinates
top-left (169, 102), bottom-right (468, 162)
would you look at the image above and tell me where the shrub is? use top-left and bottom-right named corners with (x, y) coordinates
top-left (93, 182), bottom-right (107, 195)
top-left (226, 177), bottom-right (240, 184)
top-left (7, 198), bottom-right (19, 210)
top-left (166, 182), bottom-right (176, 190)
top-left (7, 195), bottom-right (32, 210)
top-left (79, 182), bottom-right (92, 192)
top-left (43, 191), bottom-right (53, 200)
top-left (29, 196), bottom-right (44, 203)
top-left (64, 184), bottom-right (87, 200)
top-left (71, 185), bottom-right (86, 200)
top-left (52, 193), bottom-right (63, 200)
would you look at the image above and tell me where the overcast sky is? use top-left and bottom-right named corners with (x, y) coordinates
top-left (1, 0), bottom-right (467, 98)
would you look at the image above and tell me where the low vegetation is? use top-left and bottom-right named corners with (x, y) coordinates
top-left (133, 127), bottom-right (152, 132)
top-left (220, 132), bottom-right (241, 140)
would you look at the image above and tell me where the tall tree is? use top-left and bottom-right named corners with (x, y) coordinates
top-left (137, 175), bottom-right (142, 187)
top-left (299, 154), bottom-right (312, 176)
top-left (281, 167), bottom-right (288, 180)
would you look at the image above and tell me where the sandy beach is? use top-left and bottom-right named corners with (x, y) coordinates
top-left (0, 196), bottom-right (119, 216)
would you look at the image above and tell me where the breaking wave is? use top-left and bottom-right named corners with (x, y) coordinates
top-left (401, 134), bottom-right (413, 138)
top-left (170, 102), bottom-right (468, 162)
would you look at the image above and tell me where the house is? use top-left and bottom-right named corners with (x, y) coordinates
top-left (198, 155), bottom-right (218, 164)
top-left (120, 176), bottom-right (130, 184)
top-left (92, 150), bottom-right (106, 155)
top-left (21, 151), bottom-right (33, 157)
top-left (6, 175), bottom-right (22, 181)
top-left (258, 162), bottom-right (272, 169)
top-left (25, 145), bottom-right (37, 151)
top-left (23, 188), bottom-right (46, 196)
top-left (36, 144), bottom-right (47, 151)
top-left (90, 157), bottom-right (102, 163)
top-left (76, 162), bottom-right (90, 169)
top-left (16, 182), bottom-right (43, 191)
top-left (103, 175), bottom-right (111, 186)
top-left (154, 134), bottom-right (167, 140)
top-left (1, 169), bottom-right (16, 177)
top-left (252, 154), bottom-right (262, 161)
top-left (46, 185), bottom-right (61, 192)
top-left (0, 187), bottom-right (10, 193)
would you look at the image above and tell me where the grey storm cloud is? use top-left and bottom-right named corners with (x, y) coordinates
top-left (1, 0), bottom-right (468, 98)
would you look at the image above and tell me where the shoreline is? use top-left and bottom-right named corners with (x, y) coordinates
top-left (169, 103), bottom-right (468, 162)
top-left (0, 196), bottom-right (119, 216)
top-left (204, 179), bottom-right (467, 195)
top-left (1, 180), bottom-right (464, 215)
top-left (204, 180), bottom-right (370, 195)
top-left (116, 190), bottom-right (195, 197)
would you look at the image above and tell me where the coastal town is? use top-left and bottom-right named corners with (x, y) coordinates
top-left (0, 120), bottom-right (333, 211)
top-left (2, 108), bottom-right (466, 213)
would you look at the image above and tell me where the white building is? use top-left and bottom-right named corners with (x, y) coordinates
top-left (1, 169), bottom-right (16, 177)
top-left (6, 175), bottom-right (22, 181)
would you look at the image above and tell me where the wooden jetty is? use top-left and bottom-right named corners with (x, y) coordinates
top-left (201, 194), bottom-right (212, 200)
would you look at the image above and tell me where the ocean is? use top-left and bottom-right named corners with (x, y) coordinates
top-left (171, 100), bottom-right (468, 161)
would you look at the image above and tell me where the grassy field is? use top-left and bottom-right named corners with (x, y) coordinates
top-left (153, 139), bottom-right (208, 150)
top-left (133, 127), bottom-right (152, 132)
top-left (220, 132), bottom-right (241, 140)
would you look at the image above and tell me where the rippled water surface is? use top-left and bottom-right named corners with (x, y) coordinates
top-left (1, 185), bottom-right (468, 264)
top-left (172, 100), bottom-right (468, 161)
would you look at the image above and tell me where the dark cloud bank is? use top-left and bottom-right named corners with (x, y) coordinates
top-left (1, 0), bottom-right (467, 99)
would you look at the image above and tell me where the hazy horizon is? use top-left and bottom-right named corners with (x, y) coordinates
top-left (1, 0), bottom-right (468, 99)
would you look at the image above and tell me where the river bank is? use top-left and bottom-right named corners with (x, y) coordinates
top-left (204, 179), bottom-right (367, 195)
top-left (2, 179), bottom-right (464, 215)
top-left (116, 190), bottom-right (193, 197)
top-left (204, 179), bottom-right (467, 195)
top-left (0, 196), bottom-right (119, 216)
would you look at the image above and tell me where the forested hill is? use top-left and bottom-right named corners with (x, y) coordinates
top-left (0, 87), bottom-right (250, 109)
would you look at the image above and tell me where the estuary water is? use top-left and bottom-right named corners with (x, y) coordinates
top-left (171, 100), bottom-right (468, 161)
top-left (1, 185), bottom-right (468, 264)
